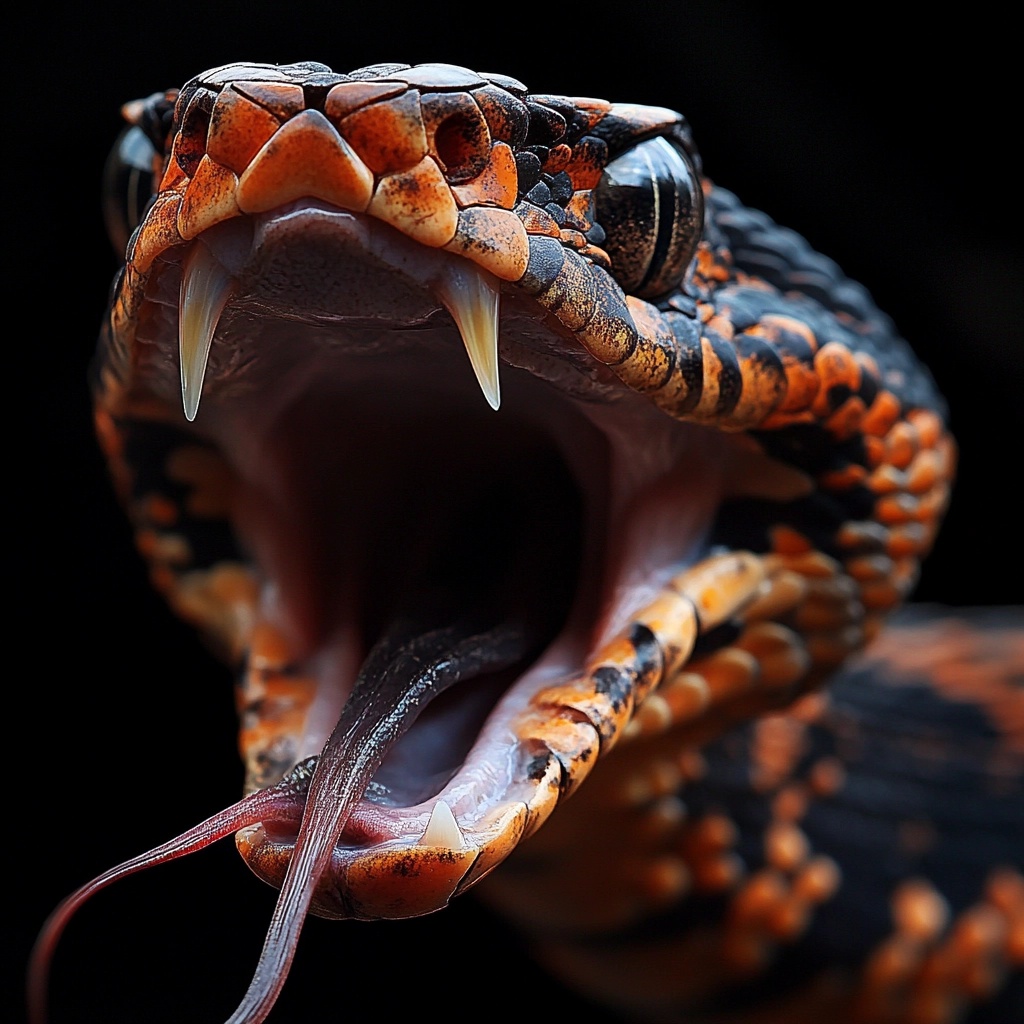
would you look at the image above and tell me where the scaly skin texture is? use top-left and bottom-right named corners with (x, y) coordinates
top-left (35, 59), bottom-right (1020, 1023)
top-left (485, 605), bottom-right (1024, 1022)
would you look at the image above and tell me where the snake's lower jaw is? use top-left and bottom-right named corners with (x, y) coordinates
top-left (235, 800), bottom-right (524, 920)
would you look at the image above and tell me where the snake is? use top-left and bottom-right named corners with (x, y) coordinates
top-left (28, 60), bottom-right (1023, 1023)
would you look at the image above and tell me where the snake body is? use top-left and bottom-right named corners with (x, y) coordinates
top-left (30, 60), bottom-right (1022, 1022)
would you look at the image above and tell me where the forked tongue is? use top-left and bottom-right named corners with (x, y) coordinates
top-left (229, 615), bottom-right (527, 1022)
top-left (28, 617), bottom-right (526, 1024)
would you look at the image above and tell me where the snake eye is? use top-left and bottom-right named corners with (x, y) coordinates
top-left (102, 125), bottom-right (158, 257)
top-left (594, 135), bottom-right (704, 299)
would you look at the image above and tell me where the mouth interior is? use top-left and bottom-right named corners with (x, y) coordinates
top-left (155, 208), bottom-right (724, 839)
top-left (225, 356), bottom-right (600, 814)
top-left (346, 393), bottom-right (587, 808)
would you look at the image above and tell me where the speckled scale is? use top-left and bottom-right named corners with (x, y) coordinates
top-left (529, 92), bottom-right (593, 145)
top-left (524, 100), bottom-right (568, 146)
top-left (470, 83), bottom-right (530, 148)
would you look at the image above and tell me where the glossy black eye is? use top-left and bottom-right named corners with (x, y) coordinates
top-left (593, 136), bottom-right (703, 299)
top-left (102, 125), bottom-right (158, 257)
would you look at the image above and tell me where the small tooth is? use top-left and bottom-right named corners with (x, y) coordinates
top-left (420, 799), bottom-right (465, 849)
top-left (178, 243), bottom-right (234, 422)
top-left (434, 261), bottom-right (502, 411)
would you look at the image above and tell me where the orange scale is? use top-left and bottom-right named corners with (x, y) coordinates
top-left (893, 880), bottom-right (950, 942)
top-left (661, 673), bottom-right (710, 723)
top-left (230, 81), bottom-right (305, 121)
top-left (563, 190), bottom-right (594, 231)
top-left (514, 709), bottom-right (600, 798)
top-left (885, 421), bottom-right (920, 468)
top-left (140, 493), bottom-right (179, 528)
top-left (909, 408), bottom-right (945, 448)
top-left (688, 815), bottom-right (740, 858)
top-left (444, 206), bottom-right (530, 281)
top-left (861, 388), bottom-right (902, 437)
top-left (207, 89), bottom-right (284, 176)
top-left (177, 156), bottom-right (240, 240)
top-left (564, 139), bottom-right (607, 190)
top-left (569, 96), bottom-right (613, 128)
top-left (808, 757), bottom-right (846, 797)
top-left (237, 110), bottom-right (374, 214)
top-left (542, 143), bottom-right (573, 174)
top-left (866, 463), bottom-right (907, 495)
top-left (985, 869), bottom-right (1024, 915)
top-left (863, 434), bottom-right (888, 469)
top-left (764, 550), bottom-right (840, 581)
top-left (158, 138), bottom-right (190, 192)
top-left (885, 522), bottom-right (929, 557)
top-left (777, 355), bottom-right (822, 414)
top-left (1007, 918), bottom-right (1024, 964)
top-left (340, 91), bottom-right (428, 174)
top-left (768, 525), bottom-right (811, 555)
top-left (951, 906), bottom-right (1007, 957)
top-left (876, 492), bottom-right (920, 525)
top-left (772, 784), bottom-right (809, 823)
top-left (324, 845), bottom-right (479, 922)
top-left (915, 484), bottom-right (952, 523)
top-left (450, 141), bottom-right (518, 209)
top-left (793, 856), bottom-right (841, 904)
top-left (730, 869), bottom-right (787, 925)
top-left (695, 647), bottom-right (759, 703)
top-left (905, 450), bottom-right (942, 493)
top-left (129, 192), bottom-right (183, 274)
top-left (846, 554), bottom-right (895, 583)
top-left (765, 895), bottom-right (810, 940)
top-left (824, 395), bottom-right (867, 440)
top-left (460, 802), bottom-right (532, 888)
top-left (324, 80), bottom-right (407, 121)
top-left (420, 91), bottom-right (491, 177)
top-left (558, 228), bottom-right (589, 250)
top-left (811, 342), bottom-right (861, 418)
top-left (516, 201), bottom-right (561, 237)
top-left (764, 822), bottom-right (810, 873)
top-left (673, 552), bottom-right (767, 630)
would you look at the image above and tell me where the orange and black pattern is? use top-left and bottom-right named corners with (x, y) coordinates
top-left (485, 606), bottom-right (1023, 1022)
top-left (34, 60), bottom-right (1018, 1023)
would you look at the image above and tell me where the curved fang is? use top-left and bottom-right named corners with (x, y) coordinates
top-left (435, 262), bottom-right (502, 411)
top-left (420, 798), bottom-right (465, 848)
top-left (179, 243), bottom-right (234, 421)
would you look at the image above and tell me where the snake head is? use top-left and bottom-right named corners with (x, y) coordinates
top-left (31, 60), bottom-right (954, 1023)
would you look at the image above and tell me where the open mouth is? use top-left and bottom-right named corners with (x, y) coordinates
top-left (45, 193), bottom-right (739, 1021)
top-left (39, 59), bottom-right (929, 1024)
top-left (141, 201), bottom-right (732, 865)
top-left (27, 57), bottom-right (965, 1024)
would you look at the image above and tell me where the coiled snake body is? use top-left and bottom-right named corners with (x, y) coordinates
top-left (29, 60), bottom-right (1023, 1023)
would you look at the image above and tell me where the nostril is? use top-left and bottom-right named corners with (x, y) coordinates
top-left (432, 110), bottom-right (490, 183)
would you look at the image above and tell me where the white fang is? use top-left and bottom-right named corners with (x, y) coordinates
top-left (178, 244), bottom-right (234, 422)
top-left (435, 262), bottom-right (502, 411)
top-left (420, 799), bottom-right (465, 849)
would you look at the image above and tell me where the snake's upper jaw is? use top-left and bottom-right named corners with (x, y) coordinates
top-left (178, 205), bottom-right (507, 422)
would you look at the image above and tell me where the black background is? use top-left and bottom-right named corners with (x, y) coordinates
top-left (12, 3), bottom-right (1021, 1022)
